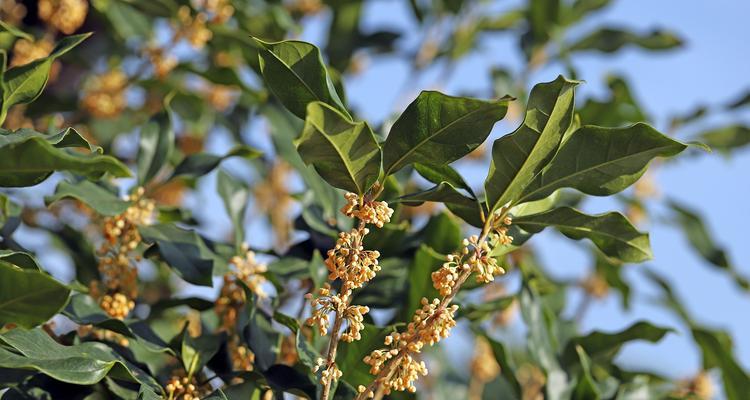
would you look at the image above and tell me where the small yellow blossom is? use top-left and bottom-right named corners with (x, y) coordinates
top-left (38, 0), bottom-right (88, 34)
top-left (81, 69), bottom-right (128, 119)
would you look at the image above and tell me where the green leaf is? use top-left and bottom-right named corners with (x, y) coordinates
top-left (217, 169), bottom-right (250, 249)
top-left (414, 162), bottom-right (474, 196)
top-left (0, 249), bottom-right (41, 271)
top-left (406, 245), bottom-right (443, 318)
top-left (337, 324), bottom-right (390, 389)
top-left (569, 28), bottom-right (682, 53)
top-left (254, 38), bottom-right (349, 120)
top-left (695, 125), bottom-right (750, 155)
top-left (419, 211), bottom-right (462, 254)
top-left (180, 326), bottom-right (222, 377)
top-left (481, 333), bottom-right (522, 395)
top-left (0, 20), bottom-right (32, 41)
top-left (0, 327), bottom-right (160, 390)
top-left (572, 346), bottom-right (601, 400)
top-left (668, 200), bottom-right (748, 290)
top-left (561, 321), bottom-right (672, 367)
top-left (519, 123), bottom-right (687, 203)
top-left (272, 311), bottom-right (323, 384)
top-left (515, 207), bottom-right (652, 263)
top-left (45, 180), bottom-right (131, 216)
top-left (485, 76), bottom-right (579, 213)
top-left (691, 327), bottom-right (750, 400)
top-left (172, 145), bottom-right (262, 179)
top-left (398, 182), bottom-right (484, 227)
top-left (1, 34), bottom-right (90, 121)
top-left (382, 91), bottom-right (510, 176)
top-left (140, 224), bottom-right (225, 286)
top-left (137, 106), bottom-right (173, 185)
top-left (0, 128), bottom-right (130, 187)
top-left (296, 101), bottom-right (381, 194)
top-left (0, 263), bottom-right (70, 328)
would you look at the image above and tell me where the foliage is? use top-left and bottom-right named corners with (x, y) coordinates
top-left (0, 0), bottom-right (748, 400)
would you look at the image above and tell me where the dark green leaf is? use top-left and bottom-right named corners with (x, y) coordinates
top-left (515, 207), bottom-right (652, 263)
top-left (180, 327), bottom-right (222, 377)
top-left (691, 327), bottom-right (750, 400)
top-left (337, 324), bottom-right (390, 389)
top-left (0, 128), bottom-right (130, 187)
top-left (519, 123), bottom-right (687, 203)
top-left (398, 182), bottom-right (484, 227)
top-left (694, 125), bottom-right (750, 155)
top-left (572, 346), bottom-right (601, 400)
top-left (569, 28), bottom-right (682, 53)
top-left (1, 34), bottom-right (90, 121)
top-left (296, 101), bottom-right (381, 194)
top-left (481, 333), bottom-right (522, 395)
top-left (419, 212), bottom-right (462, 254)
top-left (172, 145), bottom-right (262, 179)
top-left (561, 321), bottom-right (672, 367)
top-left (414, 163), bottom-right (474, 196)
top-left (406, 245), bottom-right (443, 319)
top-left (137, 107), bottom-right (173, 185)
top-left (485, 76), bottom-right (579, 212)
top-left (0, 263), bottom-right (70, 328)
top-left (255, 38), bottom-right (349, 119)
top-left (382, 92), bottom-right (510, 176)
top-left (45, 180), bottom-right (130, 216)
top-left (668, 200), bottom-right (748, 290)
top-left (0, 328), bottom-right (161, 390)
top-left (0, 249), bottom-right (41, 271)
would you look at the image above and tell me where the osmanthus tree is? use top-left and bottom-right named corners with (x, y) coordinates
top-left (0, 1), bottom-right (749, 400)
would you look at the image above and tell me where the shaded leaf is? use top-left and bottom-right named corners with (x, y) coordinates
top-left (414, 163), bottom-right (474, 196)
top-left (137, 106), bottom-right (173, 185)
top-left (217, 169), bottom-right (250, 249)
top-left (692, 328), bottom-right (750, 400)
top-left (0, 263), bottom-right (70, 328)
top-left (561, 321), bottom-right (672, 367)
top-left (569, 28), bottom-right (682, 53)
top-left (398, 182), bottom-right (484, 227)
top-left (695, 125), bottom-right (750, 155)
top-left (515, 207), bottom-right (651, 263)
top-left (172, 145), bottom-right (262, 179)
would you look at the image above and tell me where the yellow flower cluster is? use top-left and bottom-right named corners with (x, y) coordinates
top-left (214, 246), bottom-right (267, 372)
top-left (176, 6), bottom-right (212, 49)
top-left (325, 227), bottom-right (381, 292)
top-left (92, 188), bottom-right (155, 319)
top-left (0, 0), bottom-right (26, 26)
top-left (147, 47), bottom-right (178, 80)
top-left (305, 193), bottom-right (393, 393)
top-left (362, 298), bottom-right (458, 395)
top-left (81, 69), bottom-right (128, 119)
top-left (165, 375), bottom-right (205, 400)
top-left (193, 0), bottom-right (234, 23)
top-left (10, 38), bottom-right (53, 67)
top-left (254, 161), bottom-right (293, 249)
top-left (342, 192), bottom-right (394, 228)
top-left (38, 0), bottom-right (88, 34)
top-left (470, 337), bottom-right (500, 383)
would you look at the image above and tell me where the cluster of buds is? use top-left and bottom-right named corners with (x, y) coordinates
top-left (164, 375), bottom-right (205, 400)
top-left (10, 38), bottom-right (53, 67)
top-left (326, 228), bottom-right (382, 292)
top-left (92, 188), bottom-right (155, 319)
top-left (305, 193), bottom-right (393, 391)
top-left (146, 47), bottom-right (178, 79)
top-left (81, 69), bottom-right (128, 119)
top-left (581, 273), bottom-right (609, 299)
top-left (362, 298), bottom-right (458, 395)
top-left (214, 246), bottom-right (267, 372)
top-left (38, 0), bottom-right (88, 34)
top-left (470, 337), bottom-right (501, 384)
top-left (674, 371), bottom-right (713, 400)
top-left (342, 192), bottom-right (394, 228)
top-left (77, 324), bottom-right (130, 347)
top-left (175, 6), bottom-right (213, 49)
top-left (205, 84), bottom-right (238, 112)
top-left (0, 0), bottom-right (26, 26)
top-left (193, 0), bottom-right (234, 24)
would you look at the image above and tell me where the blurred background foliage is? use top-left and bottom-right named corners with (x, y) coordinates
top-left (0, 0), bottom-right (748, 399)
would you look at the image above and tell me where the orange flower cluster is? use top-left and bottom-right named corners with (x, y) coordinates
top-left (38, 0), bottom-right (88, 34)
top-left (10, 38), bottom-right (53, 67)
top-left (81, 69), bottom-right (128, 119)
top-left (90, 188), bottom-right (155, 319)
top-left (164, 375), bottom-right (205, 400)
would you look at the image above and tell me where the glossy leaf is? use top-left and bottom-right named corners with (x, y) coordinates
top-left (137, 107), bottom-right (173, 185)
top-left (1, 34), bottom-right (90, 121)
top-left (140, 224), bottom-right (225, 286)
top-left (180, 327), bottom-right (222, 376)
top-left (0, 263), bottom-right (70, 328)
top-left (255, 38), bottom-right (349, 119)
top-left (569, 28), bottom-right (682, 53)
top-left (0, 128), bottom-right (130, 187)
top-left (485, 76), bottom-right (579, 212)
top-left (172, 145), bottom-right (262, 178)
top-left (515, 207), bottom-right (652, 263)
top-left (0, 328), bottom-right (160, 390)
top-left (45, 180), bottom-right (130, 216)
top-left (414, 162), bottom-right (474, 196)
top-left (382, 91), bottom-right (510, 176)
top-left (0, 249), bottom-right (41, 271)
top-left (296, 101), bottom-right (381, 194)
top-left (519, 123), bottom-right (687, 203)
